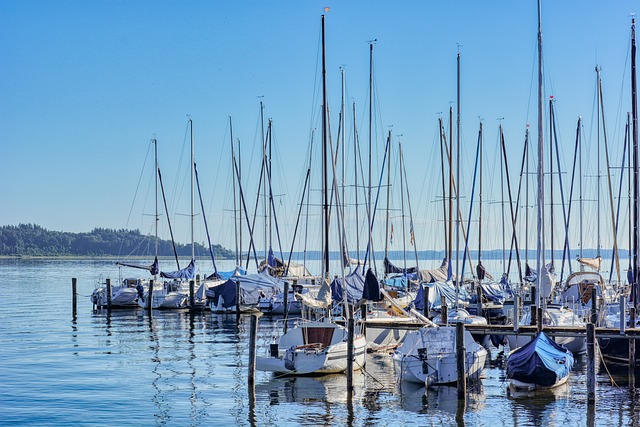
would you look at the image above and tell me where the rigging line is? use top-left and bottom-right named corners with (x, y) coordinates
top-left (120, 139), bottom-right (153, 257)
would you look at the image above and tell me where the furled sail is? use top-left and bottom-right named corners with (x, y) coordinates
top-left (160, 259), bottom-right (195, 279)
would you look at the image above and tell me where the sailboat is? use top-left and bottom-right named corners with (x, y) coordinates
top-left (506, 0), bottom-right (574, 390)
top-left (93, 138), bottom-right (161, 309)
top-left (256, 14), bottom-right (367, 375)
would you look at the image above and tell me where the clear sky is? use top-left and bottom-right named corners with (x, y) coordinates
top-left (1, 1), bottom-right (638, 264)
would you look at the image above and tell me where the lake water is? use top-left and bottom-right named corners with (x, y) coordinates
top-left (1, 258), bottom-right (638, 426)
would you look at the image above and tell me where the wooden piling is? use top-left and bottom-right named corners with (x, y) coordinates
top-left (586, 322), bottom-right (596, 405)
top-left (283, 281), bottom-right (289, 319)
top-left (423, 285), bottom-right (430, 318)
top-left (530, 286), bottom-right (537, 327)
top-left (236, 279), bottom-right (241, 321)
top-left (442, 296), bottom-right (448, 324)
top-left (347, 317), bottom-right (355, 400)
top-left (537, 307), bottom-right (543, 334)
top-left (147, 279), bottom-right (154, 316)
top-left (621, 296), bottom-right (627, 335)
top-left (189, 280), bottom-right (195, 310)
top-left (106, 278), bottom-right (112, 310)
top-left (476, 286), bottom-right (483, 318)
top-left (630, 307), bottom-right (636, 387)
top-left (591, 291), bottom-right (597, 325)
top-left (248, 314), bottom-right (258, 386)
top-left (72, 278), bottom-right (78, 315)
top-left (456, 322), bottom-right (467, 399)
top-left (513, 294), bottom-right (520, 332)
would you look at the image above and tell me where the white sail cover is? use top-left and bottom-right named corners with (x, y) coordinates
top-left (577, 256), bottom-right (601, 271)
top-left (539, 265), bottom-right (557, 299)
top-left (296, 278), bottom-right (332, 309)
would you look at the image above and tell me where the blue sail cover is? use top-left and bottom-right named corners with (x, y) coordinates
top-left (330, 269), bottom-right (365, 304)
top-left (382, 275), bottom-right (408, 289)
top-left (412, 281), bottom-right (469, 311)
top-left (207, 267), bottom-right (247, 281)
top-left (206, 272), bottom-right (280, 308)
top-left (160, 259), bottom-right (195, 279)
top-left (362, 268), bottom-right (383, 302)
top-left (384, 257), bottom-right (417, 275)
top-left (507, 332), bottom-right (574, 387)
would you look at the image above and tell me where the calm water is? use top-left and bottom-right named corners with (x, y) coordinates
top-left (0, 258), bottom-right (638, 426)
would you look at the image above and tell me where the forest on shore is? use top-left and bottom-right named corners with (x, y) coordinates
top-left (0, 224), bottom-right (234, 258)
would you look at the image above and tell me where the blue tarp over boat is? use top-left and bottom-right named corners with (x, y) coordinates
top-left (507, 332), bottom-right (574, 387)
top-left (330, 269), bottom-right (365, 304)
top-left (412, 281), bottom-right (469, 311)
top-left (206, 271), bottom-right (280, 308)
top-left (160, 259), bottom-right (195, 279)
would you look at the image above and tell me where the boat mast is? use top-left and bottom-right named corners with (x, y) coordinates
top-left (549, 98), bottom-right (554, 268)
top-left (154, 137), bottom-right (158, 280)
top-left (384, 128), bottom-right (391, 272)
top-left (536, 0), bottom-right (545, 309)
top-left (632, 17), bottom-right (639, 309)
top-left (367, 41), bottom-right (374, 273)
top-left (322, 14), bottom-right (329, 277)
top-left (353, 102), bottom-right (361, 262)
top-left (455, 46), bottom-right (461, 307)
top-left (230, 116), bottom-right (239, 267)
top-left (596, 67), bottom-right (602, 261)
top-left (260, 101), bottom-right (267, 262)
top-left (190, 117), bottom-right (195, 262)
top-left (478, 122), bottom-right (483, 281)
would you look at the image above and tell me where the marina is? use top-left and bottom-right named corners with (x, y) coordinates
top-left (1, 258), bottom-right (640, 426)
top-left (5, 1), bottom-right (640, 426)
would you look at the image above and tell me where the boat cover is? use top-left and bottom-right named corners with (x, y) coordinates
top-left (160, 259), bottom-right (195, 279)
top-left (206, 271), bottom-right (280, 308)
top-left (506, 332), bottom-right (574, 387)
top-left (330, 269), bottom-right (365, 304)
top-left (412, 281), bottom-right (469, 311)
top-left (415, 258), bottom-right (452, 283)
top-left (384, 257), bottom-right (417, 275)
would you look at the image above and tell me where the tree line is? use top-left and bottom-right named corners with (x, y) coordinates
top-left (0, 224), bottom-right (234, 258)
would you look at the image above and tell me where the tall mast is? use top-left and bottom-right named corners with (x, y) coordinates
top-left (230, 116), bottom-right (239, 267)
top-left (455, 47), bottom-right (461, 306)
top-left (154, 137), bottom-right (158, 279)
top-left (478, 122), bottom-right (483, 278)
top-left (596, 66), bottom-right (602, 259)
top-left (384, 129), bottom-right (391, 269)
top-left (632, 17), bottom-right (639, 308)
top-left (260, 101), bottom-right (267, 262)
top-left (449, 106), bottom-right (453, 261)
top-left (367, 41), bottom-right (374, 272)
top-left (536, 0), bottom-right (545, 309)
top-left (353, 102), bottom-right (360, 261)
top-left (322, 14), bottom-right (329, 277)
top-left (549, 98), bottom-right (554, 267)
top-left (525, 126), bottom-right (530, 267)
top-left (190, 117), bottom-right (195, 261)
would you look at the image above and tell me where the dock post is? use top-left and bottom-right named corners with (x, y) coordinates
top-left (530, 286), bottom-right (537, 327)
top-left (537, 307), bottom-right (543, 334)
top-left (248, 314), bottom-right (258, 387)
top-left (72, 278), bottom-right (78, 315)
top-left (456, 322), bottom-right (467, 399)
top-left (106, 278), bottom-right (112, 310)
top-left (347, 316), bottom-right (355, 400)
top-left (513, 294), bottom-right (520, 332)
top-left (591, 291), bottom-right (597, 325)
top-left (586, 322), bottom-right (596, 405)
top-left (476, 286), bottom-right (483, 318)
top-left (147, 279), bottom-right (154, 316)
top-left (621, 296), bottom-right (627, 335)
top-left (283, 281), bottom-right (289, 325)
top-left (423, 285), bottom-right (430, 318)
top-left (189, 279), bottom-right (195, 310)
top-left (236, 279), bottom-right (241, 321)
top-left (442, 296), bottom-right (448, 325)
top-left (630, 307), bottom-right (636, 388)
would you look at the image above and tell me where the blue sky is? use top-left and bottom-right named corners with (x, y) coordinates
top-left (1, 1), bottom-right (638, 264)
